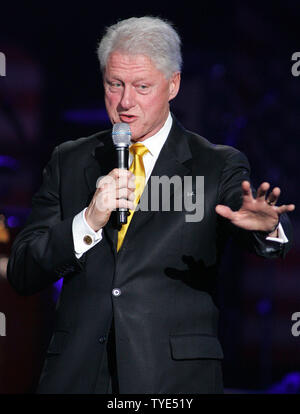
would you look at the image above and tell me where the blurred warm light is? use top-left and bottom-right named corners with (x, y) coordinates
top-left (0, 256), bottom-right (8, 279)
top-left (0, 215), bottom-right (10, 243)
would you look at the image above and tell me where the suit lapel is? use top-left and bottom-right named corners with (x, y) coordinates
top-left (84, 134), bottom-right (115, 194)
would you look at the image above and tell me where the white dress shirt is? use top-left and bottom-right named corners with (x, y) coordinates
top-left (72, 112), bottom-right (287, 258)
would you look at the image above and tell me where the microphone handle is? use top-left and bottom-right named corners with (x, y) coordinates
top-left (116, 146), bottom-right (129, 225)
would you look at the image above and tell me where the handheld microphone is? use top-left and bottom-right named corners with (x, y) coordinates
top-left (112, 122), bottom-right (131, 225)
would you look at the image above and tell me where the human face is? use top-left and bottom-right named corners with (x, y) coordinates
top-left (103, 51), bottom-right (180, 141)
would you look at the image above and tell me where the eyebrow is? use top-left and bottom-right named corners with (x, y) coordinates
top-left (132, 77), bottom-right (151, 82)
top-left (105, 75), bottom-right (152, 83)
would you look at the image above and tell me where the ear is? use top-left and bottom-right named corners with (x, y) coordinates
top-left (168, 72), bottom-right (181, 102)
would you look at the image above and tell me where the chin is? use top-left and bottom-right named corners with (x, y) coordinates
top-left (131, 132), bottom-right (147, 142)
top-left (129, 128), bottom-right (141, 140)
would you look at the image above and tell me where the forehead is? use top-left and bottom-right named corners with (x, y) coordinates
top-left (105, 51), bottom-right (164, 80)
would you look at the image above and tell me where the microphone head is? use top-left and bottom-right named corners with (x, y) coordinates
top-left (112, 122), bottom-right (131, 147)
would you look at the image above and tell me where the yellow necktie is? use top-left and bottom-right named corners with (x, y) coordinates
top-left (117, 143), bottom-right (149, 252)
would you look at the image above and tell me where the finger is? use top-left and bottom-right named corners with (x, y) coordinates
top-left (215, 204), bottom-right (235, 220)
top-left (116, 199), bottom-right (135, 211)
top-left (113, 175), bottom-right (136, 190)
top-left (96, 174), bottom-right (116, 190)
top-left (276, 204), bottom-right (295, 214)
top-left (97, 183), bottom-right (115, 194)
top-left (241, 181), bottom-right (253, 200)
top-left (256, 182), bottom-right (270, 200)
top-left (109, 168), bottom-right (134, 181)
top-left (116, 187), bottom-right (135, 201)
top-left (97, 172), bottom-right (134, 191)
top-left (96, 192), bottom-right (135, 212)
top-left (128, 176), bottom-right (136, 190)
top-left (266, 187), bottom-right (281, 206)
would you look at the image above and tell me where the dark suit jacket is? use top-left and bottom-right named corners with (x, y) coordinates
top-left (7, 116), bottom-right (293, 394)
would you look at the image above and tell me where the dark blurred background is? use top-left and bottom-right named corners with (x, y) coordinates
top-left (0, 0), bottom-right (299, 394)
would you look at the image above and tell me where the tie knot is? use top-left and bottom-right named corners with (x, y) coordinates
top-left (130, 143), bottom-right (149, 158)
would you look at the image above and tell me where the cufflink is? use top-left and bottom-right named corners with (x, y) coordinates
top-left (83, 235), bottom-right (93, 245)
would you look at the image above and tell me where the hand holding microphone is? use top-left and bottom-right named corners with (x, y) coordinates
top-left (85, 123), bottom-right (135, 231)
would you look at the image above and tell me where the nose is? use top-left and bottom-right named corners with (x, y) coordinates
top-left (119, 85), bottom-right (136, 110)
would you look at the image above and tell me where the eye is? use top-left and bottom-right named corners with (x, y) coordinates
top-left (112, 81), bottom-right (122, 88)
top-left (106, 80), bottom-right (123, 90)
top-left (136, 84), bottom-right (150, 93)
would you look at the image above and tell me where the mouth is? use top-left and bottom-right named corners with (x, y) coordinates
top-left (119, 114), bottom-right (137, 123)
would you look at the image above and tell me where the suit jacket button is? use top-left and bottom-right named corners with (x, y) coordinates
top-left (99, 336), bottom-right (106, 344)
top-left (112, 288), bottom-right (121, 297)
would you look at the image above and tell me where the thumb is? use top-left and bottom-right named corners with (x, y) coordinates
top-left (215, 204), bottom-right (234, 220)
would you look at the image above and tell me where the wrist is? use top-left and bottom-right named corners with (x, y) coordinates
top-left (84, 208), bottom-right (102, 232)
top-left (268, 228), bottom-right (279, 238)
top-left (267, 217), bottom-right (280, 237)
top-left (255, 218), bottom-right (280, 238)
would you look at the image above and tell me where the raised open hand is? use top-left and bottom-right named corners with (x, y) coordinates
top-left (215, 181), bottom-right (295, 234)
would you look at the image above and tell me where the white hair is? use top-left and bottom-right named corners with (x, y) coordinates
top-left (97, 16), bottom-right (182, 79)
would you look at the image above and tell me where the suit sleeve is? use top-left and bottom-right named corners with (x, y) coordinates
top-left (7, 146), bottom-right (84, 296)
top-left (217, 148), bottom-right (293, 259)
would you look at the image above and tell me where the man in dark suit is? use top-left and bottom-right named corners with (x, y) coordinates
top-left (7, 16), bottom-right (294, 394)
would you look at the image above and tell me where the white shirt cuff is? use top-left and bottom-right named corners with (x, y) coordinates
top-left (72, 207), bottom-right (103, 258)
top-left (266, 223), bottom-right (288, 243)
